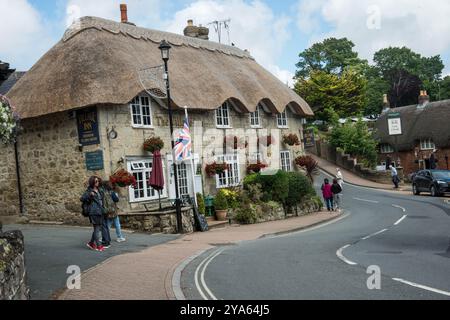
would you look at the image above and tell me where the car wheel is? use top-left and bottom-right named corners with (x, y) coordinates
top-left (413, 184), bottom-right (420, 195)
top-left (430, 185), bottom-right (440, 197)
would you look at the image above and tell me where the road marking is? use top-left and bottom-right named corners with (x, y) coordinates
top-left (393, 215), bottom-right (407, 226)
top-left (392, 278), bottom-right (450, 297)
top-left (353, 197), bottom-right (379, 204)
top-left (200, 249), bottom-right (224, 301)
top-left (391, 204), bottom-right (406, 212)
top-left (336, 245), bottom-right (358, 265)
top-left (361, 228), bottom-right (388, 240)
top-left (194, 249), bottom-right (220, 300)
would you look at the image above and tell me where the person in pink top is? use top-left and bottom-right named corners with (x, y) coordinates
top-left (321, 178), bottom-right (334, 212)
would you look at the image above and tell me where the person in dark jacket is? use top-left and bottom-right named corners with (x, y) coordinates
top-left (331, 178), bottom-right (343, 211)
top-left (430, 151), bottom-right (438, 170)
top-left (99, 181), bottom-right (112, 248)
top-left (81, 176), bottom-right (105, 252)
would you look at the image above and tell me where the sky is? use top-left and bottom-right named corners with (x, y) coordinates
top-left (2, 0), bottom-right (450, 87)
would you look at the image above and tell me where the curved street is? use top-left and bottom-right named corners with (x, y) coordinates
top-left (180, 174), bottom-right (450, 300)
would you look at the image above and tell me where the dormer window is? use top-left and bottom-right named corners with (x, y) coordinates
top-left (216, 102), bottom-right (231, 128)
top-left (130, 95), bottom-right (153, 128)
top-left (420, 138), bottom-right (435, 150)
top-left (277, 110), bottom-right (288, 128)
top-left (249, 105), bottom-right (262, 128)
top-left (380, 144), bottom-right (394, 154)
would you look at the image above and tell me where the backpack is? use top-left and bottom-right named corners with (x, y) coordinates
top-left (103, 191), bottom-right (117, 218)
top-left (81, 200), bottom-right (90, 217)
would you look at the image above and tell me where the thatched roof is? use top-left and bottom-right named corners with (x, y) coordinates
top-left (375, 99), bottom-right (450, 151)
top-left (7, 16), bottom-right (312, 119)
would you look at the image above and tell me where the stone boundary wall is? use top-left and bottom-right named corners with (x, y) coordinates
top-left (313, 140), bottom-right (404, 184)
top-left (0, 223), bottom-right (29, 300)
top-left (119, 207), bottom-right (195, 234)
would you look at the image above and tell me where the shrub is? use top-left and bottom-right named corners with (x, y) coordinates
top-left (213, 189), bottom-right (228, 210)
top-left (233, 204), bottom-right (259, 224)
top-left (311, 195), bottom-right (324, 209)
top-left (196, 193), bottom-right (206, 215)
top-left (294, 155), bottom-right (319, 182)
top-left (243, 173), bottom-right (259, 189)
top-left (250, 170), bottom-right (289, 203)
top-left (220, 189), bottom-right (239, 210)
top-left (143, 136), bottom-right (164, 153)
top-left (285, 172), bottom-right (316, 208)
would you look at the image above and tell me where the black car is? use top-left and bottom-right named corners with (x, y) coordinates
top-left (412, 170), bottom-right (450, 197)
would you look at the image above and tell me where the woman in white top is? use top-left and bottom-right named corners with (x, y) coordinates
top-left (336, 168), bottom-right (344, 189)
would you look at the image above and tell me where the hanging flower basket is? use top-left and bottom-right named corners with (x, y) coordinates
top-left (110, 169), bottom-right (137, 188)
top-left (283, 133), bottom-right (300, 146)
top-left (143, 136), bottom-right (164, 153)
top-left (246, 161), bottom-right (268, 174)
top-left (205, 162), bottom-right (229, 177)
top-left (0, 95), bottom-right (20, 145)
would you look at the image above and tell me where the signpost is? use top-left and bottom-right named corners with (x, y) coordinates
top-left (303, 128), bottom-right (315, 148)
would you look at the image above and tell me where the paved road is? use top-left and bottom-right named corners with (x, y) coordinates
top-left (181, 174), bottom-right (450, 300)
top-left (3, 224), bottom-right (178, 300)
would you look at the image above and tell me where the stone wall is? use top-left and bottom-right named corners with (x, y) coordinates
top-left (0, 223), bottom-right (29, 300)
top-left (119, 207), bottom-right (196, 234)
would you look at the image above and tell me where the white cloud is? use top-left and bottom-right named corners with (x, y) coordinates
top-left (0, 0), bottom-right (54, 71)
top-left (296, 0), bottom-right (450, 74)
top-left (66, 0), bottom-right (164, 28)
top-left (165, 0), bottom-right (295, 85)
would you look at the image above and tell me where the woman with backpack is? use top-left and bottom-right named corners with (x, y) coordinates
top-left (331, 178), bottom-right (343, 212)
top-left (321, 178), bottom-right (334, 212)
top-left (103, 181), bottom-right (126, 243)
top-left (81, 176), bottom-right (105, 252)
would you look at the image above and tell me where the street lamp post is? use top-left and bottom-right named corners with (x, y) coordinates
top-left (159, 40), bottom-right (183, 234)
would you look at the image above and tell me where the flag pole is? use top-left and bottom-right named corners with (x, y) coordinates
top-left (184, 106), bottom-right (198, 207)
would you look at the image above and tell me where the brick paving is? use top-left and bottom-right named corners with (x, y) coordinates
top-left (58, 211), bottom-right (341, 300)
top-left (309, 153), bottom-right (412, 194)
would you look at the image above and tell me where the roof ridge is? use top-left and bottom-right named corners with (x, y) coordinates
top-left (63, 16), bottom-right (254, 60)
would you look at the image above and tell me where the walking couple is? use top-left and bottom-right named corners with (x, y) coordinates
top-left (80, 176), bottom-right (126, 252)
top-left (321, 168), bottom-right (344, 212)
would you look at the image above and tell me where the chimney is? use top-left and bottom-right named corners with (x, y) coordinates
top-left (120, 4), bottom-right (128, 23)
top-left (381, 94), bottom-right (390, 113)
top-left (418, 90), bottom-right (430, 106)
top-left (183, 19), bottom-right (209, 40)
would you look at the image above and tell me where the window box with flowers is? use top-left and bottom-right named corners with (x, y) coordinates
top-left (283, 133), bottom-right (300, 146)
top-left (143, 136), bottom-right (164, 153)
top-left (246, 161), bottom-right (268, 174)
top-left (110, 169), bottom-right (137, 188)
top-left (205, 162), bottom-right (229, 177)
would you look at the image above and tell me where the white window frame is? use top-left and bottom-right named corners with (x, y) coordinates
top-left (127, 159), bottom-right (167, 203)
top-left (216, 102), bottom-right (232, 128)
top-left (176, 163), bottom-right (189, 197)
top-left (380, 144), bottom-right (394, 154)
top-left (277, 110), bottom-right (289, 128)
top-left (420, 138), bottom-right (435, 151)
top-left (249, 105), bottom-right (262, 128)
top-left (280, 151), bottom-right (292, 172)
top-left (215, 154), bottom-right (240, 188)
top-left (130, 95), bottom-right (153, 128)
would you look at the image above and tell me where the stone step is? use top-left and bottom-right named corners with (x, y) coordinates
top-left (206, 216), bottom-right (229, 230)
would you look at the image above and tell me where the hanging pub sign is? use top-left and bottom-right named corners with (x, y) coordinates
top-left (303, 128), bottom-right (315, 148)
top-left (77, 107), bottom-right (100, 145)
top-left (85, 150), bottom-right (104, 171)
top-left (387, 112), bottom-right (402, 136)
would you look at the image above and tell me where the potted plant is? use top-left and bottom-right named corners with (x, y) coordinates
top-left (143, 136), bottom-right (164, 153)
top-left (205, 162), bottom-right (229, 177)
top-left (214, 189), bottom-right (228, 221)
top-left (283, 133), bottom-right (300, 146)
top-left (110, 169), bottom-right (137, 188)
top-left (246, 161), bottom-right (268, 174)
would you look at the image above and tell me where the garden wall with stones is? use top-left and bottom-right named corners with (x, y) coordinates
top-left (0, 224), bottom-right (29, 300)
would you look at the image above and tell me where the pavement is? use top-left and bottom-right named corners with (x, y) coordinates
top-left (2, 224), bottom-right (179, 300)
top-left (308, 153), bottom-right (412, 193)
top-left (179, 173), bottom-right (450, 300)
top-left (57, 211), bottom-right (341, 300)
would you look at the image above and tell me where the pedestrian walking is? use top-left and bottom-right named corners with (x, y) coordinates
top-left (103, 181), bottom-right (126, 243)
top-left (336, 168), bottom-right (344, 189)
top-left (81, 176), bottom-right (106, 252)
top-left (429, 150), bottom-right (438, 170)
top-left (389, 165), bottom-right (400, 189)
top-left (331, 178), bottom-right (342, 211)
top-left (321, 178), bottom-right (334, 212)
top-left (99, 181), bottom-right (112, 248)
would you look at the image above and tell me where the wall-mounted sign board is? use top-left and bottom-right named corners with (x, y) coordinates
top-left (387, 112), bottom-right (402, 136)
top-left (85, 150), bottom-right (104, 171)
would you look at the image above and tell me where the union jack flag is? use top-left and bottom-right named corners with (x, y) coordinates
top-left (174, 116), bottom-right (192, 161)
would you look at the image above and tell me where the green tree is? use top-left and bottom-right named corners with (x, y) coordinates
top-left (294, 69), bottom-right (367, 122)
top-left (295, 38), bottom-right (366, 78)
top-left (329, 118), bottom-right (378, 168)
top-left (437, 76), bottom-right (450, 100)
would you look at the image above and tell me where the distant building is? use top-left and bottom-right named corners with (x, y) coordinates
top-left (0, 72), bottom-right (26, 96)
top-left (0, 61), bottom-right (15, 88)
top-left (375, 91), bottom-right (450, 175)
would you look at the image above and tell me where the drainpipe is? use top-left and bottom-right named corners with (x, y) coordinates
top-left (14, 141), bottom-right (25, 215)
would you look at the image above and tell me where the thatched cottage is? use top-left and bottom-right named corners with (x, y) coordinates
top-left (0, 8), bottom-right (312, 226)
top-left (375, 92), bottom-right (450, 175)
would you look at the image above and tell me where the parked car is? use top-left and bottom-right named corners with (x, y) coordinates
top-left (412, 170), bottom-right (450, 197)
